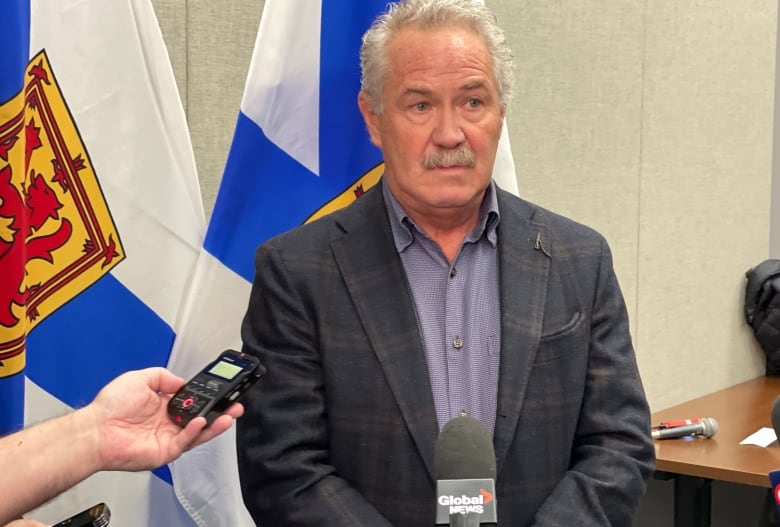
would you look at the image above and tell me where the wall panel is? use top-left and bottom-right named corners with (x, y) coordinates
top-left (489, 0), bottom-right (644, 348)
top-left (637, 0), bottom-right (774, 410)
top-left (151, 0), bottom-right (187, 109)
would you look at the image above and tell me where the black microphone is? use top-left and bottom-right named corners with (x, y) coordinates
top-left (651, 417), bottom-right (718, 439)
top-left (768, 397), bottom-right (780, 516)
top-left (771, 395), bottom-right (780, 439)
top-left (434, 415), bottom-right (497, 526)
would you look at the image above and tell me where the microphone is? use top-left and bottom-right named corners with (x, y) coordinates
top-left (434, 415), bottom-right (497, 526)
top-left (768, 397), bottom-right (780, 516)
top-left (769, 468), bottom-right (780, 518)
top-left (771, 395), bottom-right (780, 439)
top-left (651, 417), bottom-right (718, 439)
top-left (657, 417), bottom-right (706, 429)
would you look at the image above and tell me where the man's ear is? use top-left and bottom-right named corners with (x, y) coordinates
top-left (357, 91), bottom-right (382, 148)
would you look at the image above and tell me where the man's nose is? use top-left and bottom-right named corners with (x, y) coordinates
top-left (431, 108), bottom-right (466, 148)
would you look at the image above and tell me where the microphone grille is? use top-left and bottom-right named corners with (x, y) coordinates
top-left (434, 415), bottom-right (496, 480)
top-left (702, 417), bottom-right (719, 438)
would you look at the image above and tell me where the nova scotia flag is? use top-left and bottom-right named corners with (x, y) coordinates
top-left (167, 1), bottom-right (517, 525)
top-left (1, 0), bottom-right (204, 524)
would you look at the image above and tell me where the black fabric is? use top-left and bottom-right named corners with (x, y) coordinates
top-left (745, 259), bottom-right (780, 375)
top-left (759, 488), bottom-right (780, 527)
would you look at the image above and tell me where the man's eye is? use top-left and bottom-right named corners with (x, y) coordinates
top-left (467, 99), bottom-right (482, 108)
top-left (414, 102), bottom-right (427, 111)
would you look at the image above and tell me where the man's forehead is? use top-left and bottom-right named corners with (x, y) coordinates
top-left (400, 79), bottom-right (492, 97)
top-left (387, 27), bottom-right (491, 70)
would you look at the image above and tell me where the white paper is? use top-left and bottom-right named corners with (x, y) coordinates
top-left (740, 427), bottom-right (778, 447)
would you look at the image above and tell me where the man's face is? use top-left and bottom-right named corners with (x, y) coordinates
top-left (358, 25), bottom-right (505, 221)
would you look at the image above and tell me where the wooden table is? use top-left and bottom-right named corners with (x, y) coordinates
top-left (652, 376), bottom-right (780, 527)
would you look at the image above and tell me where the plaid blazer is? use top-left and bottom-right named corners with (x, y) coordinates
top-left (237, 182), bottom-right (655, 527)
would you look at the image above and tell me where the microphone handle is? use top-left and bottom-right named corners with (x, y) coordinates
top-left (652, 422), bottom-right (704, 439)
top-left (449, 513), bottom-right (481, 527)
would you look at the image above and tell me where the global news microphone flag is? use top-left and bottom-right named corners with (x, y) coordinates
top-left (1, 0), bottom-right (205, 524)
top-left (166, 1), bottom-right (518, 525)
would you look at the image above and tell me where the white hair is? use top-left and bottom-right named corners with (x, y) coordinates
top-left (359, 0), bottom-right (514, 113)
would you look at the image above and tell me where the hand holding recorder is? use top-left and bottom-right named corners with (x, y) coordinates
top-left (89, 363), bottom-right (248, 472)
top-left (0, 355), bottom-right (258, 525)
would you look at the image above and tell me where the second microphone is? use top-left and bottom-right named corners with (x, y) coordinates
top-left (651, 417), bottom-right (719, 440)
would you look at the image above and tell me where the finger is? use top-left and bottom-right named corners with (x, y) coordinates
top-left (169, 416), bottom-right (210, 455)
top-left (223, 402), bottom-right (245, 419)
top-left (188, 413), bottom-right (237, 448)
top-left (182, 415), bottom-right (209, 435)
top-left (148, 367), bottom-right (186, 395)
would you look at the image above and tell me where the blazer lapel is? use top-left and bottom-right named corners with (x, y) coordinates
top-left (492, 190), bottom-right (551, 475)
top-left (330, 186), bottom-right (440, 480)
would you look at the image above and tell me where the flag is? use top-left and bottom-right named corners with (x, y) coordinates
top-left (0, 0), bottom-right (205, 524)
top-left (0, 0), bottom-right (31, 436)
top-left (166, 1), bottom-right (518, 525)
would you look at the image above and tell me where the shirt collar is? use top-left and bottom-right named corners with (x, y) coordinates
top-left (382, 177), bottom-right (500, 253)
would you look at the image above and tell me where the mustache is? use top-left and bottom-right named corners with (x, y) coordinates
top-left (423, 146), bottom-right (477, 169)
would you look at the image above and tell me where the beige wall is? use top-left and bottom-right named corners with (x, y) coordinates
top-left (153, 0), bottom-right (263, 213)
top-left (152, 0), bottom-right (777, 414)
top-left (492, 1), bottom-right (776, 413)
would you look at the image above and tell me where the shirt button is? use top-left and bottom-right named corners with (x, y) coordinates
top-left (453, 336), bottom-right (463, 349)
top-left (450, 267), bottom-right (456, 278)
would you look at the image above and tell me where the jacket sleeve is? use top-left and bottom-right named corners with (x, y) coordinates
top-left (236, 241), bottom-right (394, 527)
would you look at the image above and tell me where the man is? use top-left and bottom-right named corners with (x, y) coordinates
top-left (0, 367), bottom-right (244, 526)
top-left (236, 0), bottom-right (655, 525)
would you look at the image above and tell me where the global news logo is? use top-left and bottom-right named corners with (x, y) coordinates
top-left (438, 489), bottom-right (494, 515)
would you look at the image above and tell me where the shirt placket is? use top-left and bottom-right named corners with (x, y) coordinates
top-left (445, 256), bottom-right (466, 420)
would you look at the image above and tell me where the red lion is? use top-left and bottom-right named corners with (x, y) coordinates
top-left (0, 164), bottom-right (72, 327)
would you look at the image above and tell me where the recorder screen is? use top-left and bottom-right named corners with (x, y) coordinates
top-left (208, 360), bottom-right (243, 380)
